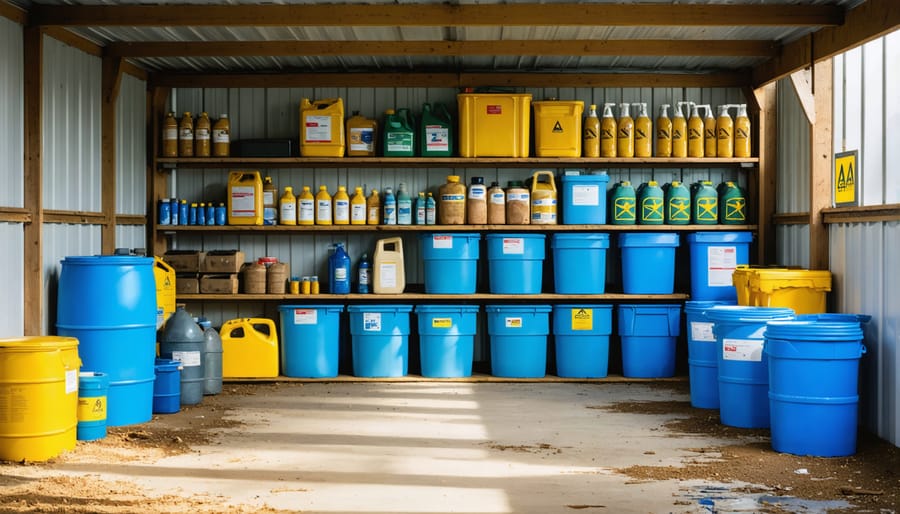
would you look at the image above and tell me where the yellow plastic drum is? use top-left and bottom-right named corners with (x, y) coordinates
top-left (749, 269), bottom-right (832, 314)
top-left (0, 337), bottom-right (81, 462)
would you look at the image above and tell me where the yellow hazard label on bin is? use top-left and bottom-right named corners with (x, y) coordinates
top-left (432, 318), bottom-right (452, 329)
top-left (78, 396), bottom-right (107, 422)
top-left (571, 308), bottom-right (593, 331)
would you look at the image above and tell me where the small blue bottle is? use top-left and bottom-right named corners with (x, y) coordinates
top-left (179, 200), bottom-right (189, 225)
top-left (159, 199), bottom-right (171, 225)
top-left (383, 187), bottom-right (396, 225)
top-left (188, 203), bottom-right (197, 225)
top-left (170, 198), bottom-right (179, 225)
top-left (196, 203), bottom-right (206, 225)
top-left (215, 203), bottom-right (227, 225)
top-left (357, 253), bottom-right (370, 294)
top-left (328, 243), bottom-right (351, 294)
top-left (206, 203), bottom-right (216, 225)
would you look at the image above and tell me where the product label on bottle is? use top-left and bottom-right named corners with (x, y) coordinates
top-left (195, 128), bottom-right (210, 141)
top-left (570, 308), bottom-right (593, 330)
top-left (213, 129), bottom-right (229, 143)
top-left (487, 105), bottom-right (502, 115)
top-left (502, 238), bottom-right (524, 255)
top-left (363, 312), bottom-right (382, 332)
top-left (426, 206), bottom-right (436, 224)
top-left (707, 246), bottom-right (738, 287)
top-left (507, 192), bottom-right (529, 202)
top-left (490, 192), bottom-right (505, 205)
top-left (425, 125), bottom-right (450, 152)
top-left (65, 370), bottom-right (78, 394)
top-left (351, 203), bottom-right (366, 222)
top-left (723, 338), bottom-right (763, 362)
top-left (469, 187), bottom-right (486, 200)
top-left (379, 262), bottom-right (397, 288)
top-left (359, 268), bottom-right (369, 285)
top-left (335, 267), bottom-right (348, 280)
top-left (384, 205), bottom-right (396, 224)
top-left (441, 194), bottom-right (465, 202)
top-left (264, 191), bottom-right (275, 205)
top-left (398, 201), bottom-right (412, 224)
top-left (304, 115), bottom-right (333, 143)
top-left (532, 198), bottom-right (557, 207)
top-left (163, 128), bottom-right (178, 140)
top-left (299, 199), bottom-right (315, 222)
top-left (416, 206), bottom-right (426, 225)
top-left (172, 350), bottom-right (202, 367)
top-left (179, 128), bottom-right (193, 139)
top-left (317, 200), bottom-right (332, 221)
top-left (77, 396), bottom-right (106, 421)
top-left (691, 321), bottom-right (716, 342)
top-left (504, 317), bottom-right (522, 328)
top-left (230, 187), bottom-right (256, 216)
top-left (335, 200), bottom-right (350, 221)
top-left (432, 317), bottom-right (453, 329)
top-left (349, 127), bottom-right (375, 152)
top-left (293, 309), bottom-right (317, 325)
top-left (280, 203), bottom-right (296, 222)
top-left (386, 133), bottom-right (413, 153)
top-left (432, 235), bottom-right (453, 249)
top-left (572, 185), bottom-right (599, 206)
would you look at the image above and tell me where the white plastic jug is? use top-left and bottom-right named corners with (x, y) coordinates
top-left (373, 237), bottom-right (405, 294)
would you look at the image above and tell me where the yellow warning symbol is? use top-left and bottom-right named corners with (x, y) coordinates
top-left (552, 121), bottom-right (564, 133)
top-left (432, 317), bottom-right (452, 329)
top-left (571, 308), bottom-right (593, 331)
top-left (834, 151), bottom-right (858, 206)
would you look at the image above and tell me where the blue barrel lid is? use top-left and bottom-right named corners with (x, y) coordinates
top-left (551, 233), bottom-right (609, 243)
top-left (347, 304), bottom-right (413, 313)
top-left (418, 233), bottom-right (481, 241)
top-left (765, 319), bottom-right (863, 341)
top-left (415, 304), bottom-right (480, 314)
top-left (705, 305), bottom-right (794, 322)
top-left (794, 313), bottom-right (871, 324)
top-left (485, 304), bottom-right (552, 313)
top-left (61, 255), bottom-right (154, 266)
top-left (484, 233), bottom-right (547, 241)
top-left (686, 231), bottom-right (753, 244)
top-left (154, 358), bottom-right (181, 371)
top-left (78, 371), bottom-right (108, 388)
top-left (684, 300), bottom-right (735, 314)
top-left (555, 304), bottom-right (613, 311)
top-left (618, 232), bottom-right (680, 248)
top-left (618, 303), bottom-right (682, 311)
top-left (561, 173), bottom-right (610, 184)
top-left (279, 305), bottom-right (344, 312)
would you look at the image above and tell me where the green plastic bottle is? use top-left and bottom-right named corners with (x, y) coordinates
top-left (719, 181), bottom-right (747, 224)
top-left (692, 180), bottom-right (719, 224)
top-left (639, 180), bottom-right (664, 225)
top-left (610, 181), bottom-right (637, 225)
top-left (418, 103), bottom-right (453, 157)
top-left (383, 109), bottom-right (415, 157)
top-left (665, 181), bottom-right (691, 225)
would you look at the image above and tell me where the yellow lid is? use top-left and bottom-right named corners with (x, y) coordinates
top-left (285, 186), bottom-right (293, 193)
top-left (447, 175), bottom-right (460, 183)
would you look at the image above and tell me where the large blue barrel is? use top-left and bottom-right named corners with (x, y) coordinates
top-left (765, 315), bottom-right (867, 457)
top-left (706, 306), bottom-right (794, 429)
top-left (684, 300), bottom-right (734, 409)
top-left (57, 256), bottom-right (157, 427)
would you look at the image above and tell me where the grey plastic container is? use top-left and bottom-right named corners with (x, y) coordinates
top-left (198, 319), bottom-right (223, 395)
top-left (159, 307), bottom-right (205, 405)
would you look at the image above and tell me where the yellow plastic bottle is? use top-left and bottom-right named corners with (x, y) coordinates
top-left (734, 104), bottom-right (752, 158)
top-left (195, 112), bottom-right (211, 157)
top-left (616, 103), bottom-right (634, 158)
top-left (315, 185), bottom-right (332, 225)
top-left (632, 102), bottom-right (652, 158)
top-left (599, 103), bottom-right (617, 157)
top-left (162, 111), bottom-right (178, 157)
top-left (279, 186), bottom-right (297, 225)
top-left (688, 103), bottom-right (704, 158)
top-left (366, 188), bottom-right (381, 225)
top-left (582, 104), bottom-right (600, 158)
top-left (178, 112), bottom-right (194, 157)
top-left (297, 186), bottom-right (315, 225)
top-left (655, 104), bottom-right (672, 157)
top-left (333, 185), bottom-right (350, 225)
top-left (702, 105), bottom-right (717, 158)
top-left (717, 105), bottom-right (735, 158)
top-left (350, 186), bottom-right (367, 225)
top-left (212, 114), bottom-right (230, 157)
top-left (672, 102), bottom-right (689, 158)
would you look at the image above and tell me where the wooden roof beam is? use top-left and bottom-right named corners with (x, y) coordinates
top-left (753, 0), bottom-right (899, 87)
top-left (108, 39), bottom-right (777, 58)
top-left (32, 3), bottom-right (843, 28)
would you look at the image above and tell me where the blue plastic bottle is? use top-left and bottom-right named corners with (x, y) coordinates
top-left (188, 203), bottom-right (197, 225)
top-left (357, 253), bottom-right (370, 294)
top-left (170, 198), bottom-right (179, 225)
top-left (329, 243), bottom-right (351, 294)
top-left (215, 203), bottom-right (227, 225)
top-left (397, 183), bottom-right (412, 225)
top-left (206, 203), bottom-right (215, 225)
top-left (179, 200), bottom-right (189, 225)
top-left (383, 187), bottom-right (397, 225)
top-left (197, 203), bottom-right (206, 225)
top-left (415, 192), bottom-right (426, 224)
top-left (158, 199), bottom-right (171, 225)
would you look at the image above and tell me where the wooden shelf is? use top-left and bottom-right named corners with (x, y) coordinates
top-left (159, 223), bottom-right (757, 233)
top-left (156, 156), bottom-right (759, 169)
top-left (177, 293), bottom-right (690, 301)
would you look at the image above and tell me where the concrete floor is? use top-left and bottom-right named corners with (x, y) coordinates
top-left (43, 381), bottom-right (782, 513)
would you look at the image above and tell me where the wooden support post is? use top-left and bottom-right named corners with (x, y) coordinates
top-left (101, 55), bottom-right (123, 255)
top-left (148, 86), bottom-right (170, 256)
top-left (23, 26), bottom-right (42, 335)
top-left (809, 59), bottom-right (833, 270)
top-left (753, 82), bottom-right (777, 266)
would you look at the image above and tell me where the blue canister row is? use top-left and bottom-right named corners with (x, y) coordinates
top-left (159, 198), bottom-right (226, 226)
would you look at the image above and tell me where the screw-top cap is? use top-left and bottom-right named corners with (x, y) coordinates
top-left (303, 185), bottom-right (310, 191)
top-left (385, 109), bottom-right (395, 115)
top-left (508, 180), bottom-right (524, 188)
top-left (589, 104), bottom-right (597, 110)
top-left (490, 181), bottom-right (501, 187)
top-left (672, 181), bottom-right (681, 187)
top-left (183, 112), bottom-right (191, 117)
top-left (648, 180), bottom-right (658, 187)
top-left (621, 180), bottom-right (631, 186)
top-left (338, 185), bottom-right (346, 191)
top-left (471, 176), bottom-right (484, 185)
top-left (447, 175), bottom-right (460, 183)
top-left (319, 185), bottom-right (327, 190)
top-left (285, 186), bottom-right (293, 192)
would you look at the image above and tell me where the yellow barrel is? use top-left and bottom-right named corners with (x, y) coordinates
top-left (0, 337), bottom-right (81, 462)
top-left (154, 256), bottom-right (176, 329)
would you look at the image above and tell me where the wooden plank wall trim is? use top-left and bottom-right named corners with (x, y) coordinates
top-left (822, 204), bottom-right (900, 224)
top-left (101, 55), bottom-right (123, 254)
top-left (772, 212), bottom-right (811, 225)
top-left (0, 1), bottom-right (27, 24)
top-left (23, 26), bottom-right (42, 336)
top-left (754, 82), bottom-right (777, 265)
top-left (809, 59), bottom-right (832, 270)
top-left (0, 207), bottom-right (31, 223)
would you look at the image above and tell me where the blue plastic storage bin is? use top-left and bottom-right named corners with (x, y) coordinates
top-left (553, 305), bottom-right (613, 378)
top-left (486, 305), bottom-right (551, 378)
top-left (686, 232), bottom-right (753, 302)
top-left (420, 233), bottom-right (480, 294)
top-left (278, 305), bottom-right (343, 378)
top-left (684, 300), bottom-right (734, 409)
top-left (348, 305), bottom-right (413, 377)
top-left (706, 306), bottom-right (794, 429)
top-left (152, 358), bottom-right (181, 414)
top-left (618, 233), bottom-right (680, 294)
top-left (485, 234), bottom-right (546, 294)
top-left (416, 305), bottom-right (479, 378)
top-left (561, 173), bottom-right (610, 224)
top-left (551, 233), bottom-right (609, 294)
top-left (617, 304), bottom-right (682, 378)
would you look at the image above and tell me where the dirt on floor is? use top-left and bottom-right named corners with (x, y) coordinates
top-left (0, 381), bottom-right (898, 513)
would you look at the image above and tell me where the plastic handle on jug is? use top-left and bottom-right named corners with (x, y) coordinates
top-left (154, 256), bottom-right (174, 274)
top-left (531, 170), bottom-right (557, 192)
top-left (377, 237), bottom-right (404, 253)
top-left (244, 318), bottom-right (275, 338)
top-left (219, 318), bottom-right (244, 339)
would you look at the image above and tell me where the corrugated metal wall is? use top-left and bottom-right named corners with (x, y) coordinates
top-left (829, 31), bottom-right (900, 446)
top-left (116, 73), bottom-right (147, 250)
top-left (0, 17), bottom-right (24, 336)
top-left (775, 78), bottom-right (811, 267)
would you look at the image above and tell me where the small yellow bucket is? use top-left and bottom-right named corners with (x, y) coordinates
top-left (220, 318), bottom-right (279, 378)
top-left (0, 337), bottom-right (80, 462)
top-left (748, 269), bottom-right (832, 314)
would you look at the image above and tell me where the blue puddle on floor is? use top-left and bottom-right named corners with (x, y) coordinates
top-left (684, 485), bottom-right (854, 513)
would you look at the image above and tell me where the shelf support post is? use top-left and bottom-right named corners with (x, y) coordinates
top-left (753, 82), bottom-right (777, 266)
top-left (101, 55), bottom-right (123, 255)
top-left (809, 59), bottom-right (832, 270)
top-left (23, 25), bottom-right (43, 335)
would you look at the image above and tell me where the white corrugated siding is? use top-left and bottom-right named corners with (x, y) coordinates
top-left (116, 73), bottom-right (147, 250)
top-left (775, 77), bottom-right (811, 267)
top-left (828, 30), bottom-right (900, 446)
top-left (42, 224), bottom-right (102, 335)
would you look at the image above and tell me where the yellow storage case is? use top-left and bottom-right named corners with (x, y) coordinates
top-left (220, 318), bottom-right (279, 378)
top-left (748, 269), bottom-right (832, 314)
top-left (458, 93), bottom-right (532, 157)
top-left (532, 100), bottom-right (584, 157)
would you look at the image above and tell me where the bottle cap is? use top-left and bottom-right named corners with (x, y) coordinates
top-left (471, 177), bottom-right (484, 185)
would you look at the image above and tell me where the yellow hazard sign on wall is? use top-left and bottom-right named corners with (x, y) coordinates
top-left (834, 150), bottom-right (858, 206)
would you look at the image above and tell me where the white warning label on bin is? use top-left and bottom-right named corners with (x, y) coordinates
top-left (502, 238), bottom-right (525, 255)
top-left (363, 312), bottom-right (382, 332)
top-left (294, 309), bottom-right (318, 325)
top-left (433, 235), bottom-right (453, 249)
top-left (571, 185), bottom-right (600, 206)
top-left (722, 338), bottom-right (763, 362)
top-left (505, 317), bottom-right (523, 328)
top-left (708, 246), bottom-right (738, 287)
top-left (690, 321), bottom-right (716, 342)
top-left (172, 350), bottom-right (202, 367)
top-left (65, 370), bottom-right (78, 394)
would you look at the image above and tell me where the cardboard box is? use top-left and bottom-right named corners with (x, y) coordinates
top-left (200, 274), bottom-right (239, 294)
top-left (163, 250), bottom-right (204, 273)
top-left (175, 273), bottom-right (199, 294)
top-left (202, 250), bottom-right (246, 274)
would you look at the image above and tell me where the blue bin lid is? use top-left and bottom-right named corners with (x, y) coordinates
top-left (154, 358), bottom-right (181, 371)
top-left (684, 300), bottom-right (735, 314)
top-left (794, 313), bottom-right (871, 324)
top-left (485, 304), bottom-right (551, 313)
top-left (78, 371), bottom-right (108, 389)
top-left (765, 319), bottom-right (864, 342)
top-left (418, 233), bottom-right (481, 241)
top-left (555, 304), bottom-right (613, 311)
top-left (705, 305), bottom-right (794, 322)
top-left (551, 233), bottom-right (610, 247)
top-left (484, 233), bottom-right (547, 242)
top-left (62, 255), bottom-right (154, 266)
top-left (686, 231), bottom-right (753, 244)
top-left (561, 173), bottom-right (610, 184)
top-left (415, 305), bottom-right (480, 314)
top-left (279, 305), bottom-right (344, 312)
top-left (347, 304), bottom-right (413, 313)
top-left (618, 232), bottom-right (679, 248)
